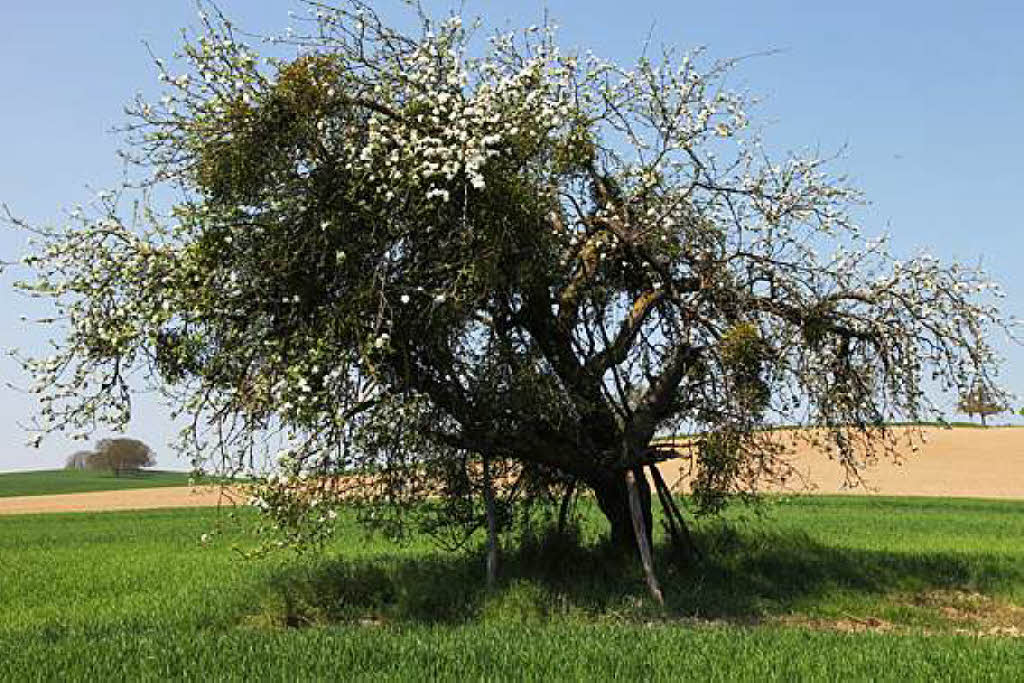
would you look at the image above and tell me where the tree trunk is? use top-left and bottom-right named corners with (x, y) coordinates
top-left (592, 470), bottom-right (654, 555)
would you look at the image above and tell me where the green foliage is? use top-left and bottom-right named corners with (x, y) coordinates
top-left (958, 380), bottom-right (1006, 425)
top-left (83, 437), bottom-right (156, 476)
top-left (719, 322), bottom-right (771, 416)
top-left (691, 431), bottom-right (744, 514)
top-left (63, 450), bottom-right (92, 470)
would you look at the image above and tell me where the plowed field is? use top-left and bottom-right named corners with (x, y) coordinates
top-left (2, 427), bottom-right (1021, 515)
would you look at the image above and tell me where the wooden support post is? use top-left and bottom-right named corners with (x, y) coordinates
top-left (482, 454), bottom-right (500, 588)
top-left (557, 479), bottom-right (576, 536)
top-left (625, 468), bottom-right (664, 606)
top-left (652, 469), bottom-right (685, 554)
top-left (649, 464), bottom-right (701, 563)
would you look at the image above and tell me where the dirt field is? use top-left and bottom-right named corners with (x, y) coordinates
top-left (659, 426), bottom-right (1024, 499)
top-left (0, 485), bottom-right (244, 515)
top-left (2, 427), bottom-right (1022, 515)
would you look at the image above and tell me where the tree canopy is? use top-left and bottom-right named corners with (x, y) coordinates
top-left (63, 439), bottom-right (156, 476)
top-left (89, 438), bottom-right (157, 476)
top-left (5, 2), bottom-right (1015, 570)
top-left (958, 380), bottom-right (1006, 427)
top-left (64, 450), bottom-right (92, 470)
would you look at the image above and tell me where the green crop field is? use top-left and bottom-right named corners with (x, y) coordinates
top-left (2, 496), bottom-right (1023, 680)
top-left (0, 469), bottom-right (194, 498)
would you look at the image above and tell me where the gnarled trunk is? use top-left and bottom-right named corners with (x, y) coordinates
top-left (590, 468), bottom-right (654, 555)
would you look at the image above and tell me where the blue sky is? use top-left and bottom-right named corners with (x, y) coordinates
top-left (1, 1), bottom-right (1022, 471)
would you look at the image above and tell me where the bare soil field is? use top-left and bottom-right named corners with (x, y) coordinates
top-left (660, 426), bottom-right (1024, 499)
top-left (0, 485), bottom-right (243, 515)
top-left (2, 426), bottom-right (1022, 515)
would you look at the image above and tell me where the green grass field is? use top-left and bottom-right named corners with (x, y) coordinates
top-left (0, 466), bottom-right (198, 499)
top-left (0, 469), bottom-right (194, 498)
top-left (2, 497), bottom-right (1022, 680)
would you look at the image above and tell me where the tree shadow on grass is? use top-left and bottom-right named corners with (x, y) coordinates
top-left (249, 524), bottom-right (1023, 628)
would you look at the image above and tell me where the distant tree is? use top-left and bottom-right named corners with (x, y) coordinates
top-left (85, 438), bottom-right (156, 477)
top-left (64, 450), bottom-right (93, 470)
top-left (958, 381), bottom-right (1005, 427)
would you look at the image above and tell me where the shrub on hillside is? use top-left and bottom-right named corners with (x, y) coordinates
top-left (75, 438), bottom-right (157, 477)
top-left (64, 450), bottom-right (93, 470)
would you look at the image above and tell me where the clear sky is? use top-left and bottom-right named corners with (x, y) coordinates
top-left (1, 1), bottom-right (1022, 471)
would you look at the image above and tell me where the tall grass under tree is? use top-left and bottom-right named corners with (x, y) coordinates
top-left (3, 498), bottom-right (1024, 679)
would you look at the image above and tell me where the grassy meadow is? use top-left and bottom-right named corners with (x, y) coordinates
top-left (0, 469), bottom-right (192, 498)
top-left (2, 496), bottom-right (1023, 679)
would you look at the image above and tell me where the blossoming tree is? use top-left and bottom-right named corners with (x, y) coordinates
top-left (6, 2), bottom-right (1014, 586)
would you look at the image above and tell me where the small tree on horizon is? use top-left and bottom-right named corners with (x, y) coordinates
top-left (84, 438), bottom-right (156, 477)
top-left (64, 450), bottom-right (92, 471)
top-left (958, 381), bottom-right (1005, 427)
